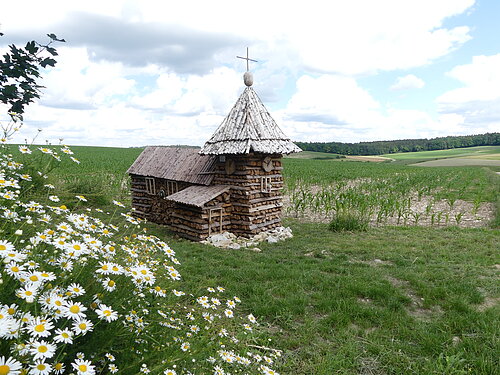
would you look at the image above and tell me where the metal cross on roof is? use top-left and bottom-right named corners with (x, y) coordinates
top-left (237, 47), bottom-right (258, 72)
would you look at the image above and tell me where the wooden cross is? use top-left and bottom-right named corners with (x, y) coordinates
top-left (237, 47), bottom-right (258, 71)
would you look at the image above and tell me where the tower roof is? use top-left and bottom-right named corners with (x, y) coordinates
top-left (199, 86), bottom-right (301, 155)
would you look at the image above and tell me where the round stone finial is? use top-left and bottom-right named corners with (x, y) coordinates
top-left (243, 71), bottom-right (253, 87)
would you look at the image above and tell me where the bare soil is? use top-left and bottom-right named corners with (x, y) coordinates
top-left (283, 187), bottom-right (494, 229)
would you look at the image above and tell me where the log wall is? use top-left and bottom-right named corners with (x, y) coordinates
top-left (212, 153), bottom-right (283, 237)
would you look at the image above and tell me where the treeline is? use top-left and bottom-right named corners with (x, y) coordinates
top-left (295, 133), bottom-right (500, 156)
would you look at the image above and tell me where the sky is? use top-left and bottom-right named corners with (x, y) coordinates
top-left (1, 0), bottom-right (499, 147)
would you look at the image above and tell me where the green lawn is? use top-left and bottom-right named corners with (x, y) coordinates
top-left (148, 222), bottom-right (500, 374)
top-left (11, 144), bottom-right (499, 374)
top-left (383, 146), bottom-right (500, 161)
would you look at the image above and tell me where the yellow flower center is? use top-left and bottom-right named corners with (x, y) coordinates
top-left (104, 310), bottom-right (112, 316)
top-left (112, 266), bottom-right (119, 271)
top-left (37, 364), bottom-right (47, 370)
top-left (11, 266), bottom-right (19, 272)
top-left (41, 273), bottom-right (49, 277)
top-left (30, 275), bottom-right (39, 281)
top-left (0, 365), bottom-right (11, 375)
top-left (55, 363), bottom-right (63, 370)
top-left (47, 230), bottom-right (54, 235)
top-left (70, 305), bottom-right (80, 313)
top-left (62, 332), bottom-right (69, 338)
top-left (79, 365), bottom-right (88, 372)
top-left (102, 265), bottom-right (108, 270)
top-left (109, 246), bottom-right (115, 252)
top-left (79, 323), bottom-right (87, 330)
top-left (7, 308), bottom-right (15, 314)
top-left (25, 291), bottom-right (33, 296)
top-left (0, 245), bottom-right (6, 251)
top-left (140, 270), bottom-right (147, 275)
top-left (35, 324), bottom-right (45, 332)
top-left (108, 280), bottom-right (115, 287)
top-left (38, 345), bottom-right (48, 353)
top-left (55, 300), bottom-right (62, 306)
top-left (73, 244), bottom-right (81, 251)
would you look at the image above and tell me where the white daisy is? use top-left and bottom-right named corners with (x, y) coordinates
top-left (71, 358), bottom-right (95, 375)
top-left (29, 340), bottom-right (56, 360)
top-left (53, 328), bottom-right (73, 344)
top-left (95, 304), bottom-right (118, 323)
top-left (26, 316), bottom-right (54, 338)
top-left (72, 319), bottom-right (94, 335)
top-left (30, 360), bottom-right (52, 375)
top-left (63, 301), bottom-right (87, 320)
top-left (0, 355), bottom-right (23, 375)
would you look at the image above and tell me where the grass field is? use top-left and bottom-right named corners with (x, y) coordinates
top-left (9, 144), bottom-right (500, 374)
top-left (383, 146), bottom-right (500, 161)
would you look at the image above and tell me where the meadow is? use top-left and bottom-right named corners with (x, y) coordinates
top-left (3, 145), bottom-right (499, 374)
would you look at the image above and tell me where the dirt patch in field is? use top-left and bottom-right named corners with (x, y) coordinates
top-left (350, 259), bottom-right (395, 267)
top-left (345, 155), bottom-right (393, 163)
top-left (283, 187), bottom-right (494, 228)
top-left (477, 296), bottom-right (500, 312)
top-left (359, 357), bottom-right (387, 375)
top-left (386, 277), bottom-right (442, 320)
top-left (411, 158), bottom-right (500, 167)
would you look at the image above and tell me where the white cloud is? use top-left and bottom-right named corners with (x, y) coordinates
top-left (390, 74), bottom-right (425, 91)
top-left (437, 54), bottom-right (500, 132)
top-left (1, 0), bottom-right (489, 147)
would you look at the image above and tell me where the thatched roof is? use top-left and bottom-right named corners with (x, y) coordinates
top-left (127, 147), bottom-right (216, 185)
top-left (166, 185), bottom-right (230, 208)
top-left (199, 87), bottom-right (301, 155)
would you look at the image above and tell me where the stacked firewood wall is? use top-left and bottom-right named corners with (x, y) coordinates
top-left (149, 179), bottom-right (190, 224)
top-left (212, 153), bottom-right (283, 236)
top-left (130, 174), bottom-right (152, 220)
top-left (169, 192), bottom-right (231, 241)
top-left (130, 175), bottom-right (191, 223)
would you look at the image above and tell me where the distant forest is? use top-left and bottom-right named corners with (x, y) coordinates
top-left (295, 132), bottom-right (500, 156)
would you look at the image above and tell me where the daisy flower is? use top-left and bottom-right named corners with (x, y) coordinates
top-left (0, 355), bottom-right (22, 375)
top-left (172, 289), bottom-right (185, 296)
top-left (63, 301), bottom-right (87, 320)
top-left (72, 319), bottom-right (94, 335)
top-left (102, 278), bottom-right (117, 292)
top-left (30, 360), bottom-right (52, 375)
top-left (75, 195), bottom-right (87, 202)
top-left (53, 328), bottom-right (74, 344)
top-left (164, 370), bottom-right (176, 375)
top-left (104, 353), bottom-right (115, 362)
top-left (29, 340), bottom-right (56, 360)
top-left (109, 364), bottom-right (118, 373)
top-left (17, 284), bottom-right (38, 303)
top-left (95, 304), bottom-right (118, 323)
top-left (26, 317), bottom-right (54, 338)
top-left (248, 314), bottom-right (257, 324)
top-left (67, 283), bottom-right (86, 296)
top-left (180, 342), bottom-right (190, 352)
top-left (72, 359), bottom-right (95, 375)
top-left (53, 362), bottom-right (66, 374)
top-left (0, 240), bottom-right (14, 254)
top-left (224, 309), bottom-right (234, 318)
top-left (112, 200), bottom-right (125, 208)
top-left (18, 145), bottom-right (32, 154)
top-left (48, 195), bottom-right (60, 202)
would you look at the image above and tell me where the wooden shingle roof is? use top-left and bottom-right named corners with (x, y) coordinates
top-left (199, 87), bottom-right (301, 155)
top-left (127, 147), bottom-right (216, 185)
top-left (166, 185), bottom-right (230, 208)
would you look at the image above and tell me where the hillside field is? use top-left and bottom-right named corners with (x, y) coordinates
top-left (12, 145), bottom-right (500, 374)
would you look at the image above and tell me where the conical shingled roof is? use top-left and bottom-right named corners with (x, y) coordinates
top-left (199, 86), bottom-right (301, 155)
